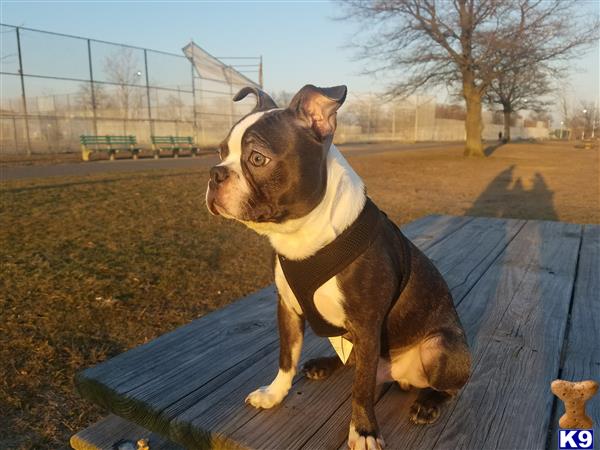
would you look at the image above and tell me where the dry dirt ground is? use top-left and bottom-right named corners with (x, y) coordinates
top-left (1, 141), bottom-right (598, 449)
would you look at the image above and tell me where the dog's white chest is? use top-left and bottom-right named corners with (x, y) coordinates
top-left (274, 261), bottom-right (346, 329)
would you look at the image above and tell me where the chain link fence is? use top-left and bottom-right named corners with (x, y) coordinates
top-left (335, 92), bottom-right (551, 143)
top-left (0, 24), bottom-right (551, 155)
top-left (0, 24), bottom-right (261, 155)
top-left (337, 94), bottom-right (438, 143)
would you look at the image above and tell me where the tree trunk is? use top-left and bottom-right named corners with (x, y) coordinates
top-left (503, 109), bottom-right (511, 142)
top-left (463, 84), bottom-right (484, 157)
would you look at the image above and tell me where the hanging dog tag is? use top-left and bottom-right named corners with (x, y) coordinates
top-left (328, 336), bottom-right (353, 364)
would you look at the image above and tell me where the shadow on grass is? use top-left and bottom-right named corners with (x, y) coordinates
top-left (484, 141), bottom-right (506, 157)
top-left (467, 165), bottom-right (558, 220)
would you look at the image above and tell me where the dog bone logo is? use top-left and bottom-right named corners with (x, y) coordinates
top-left (551, 379), bottom-right (599, 429)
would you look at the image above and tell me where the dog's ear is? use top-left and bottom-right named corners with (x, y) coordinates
top-left (233, 86), bottom-right (278, 113)
top-left (289, 84), bottom-right (347, 141)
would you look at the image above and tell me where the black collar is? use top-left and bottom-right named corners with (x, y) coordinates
top-left (278, 198), bottom-right (382, 337)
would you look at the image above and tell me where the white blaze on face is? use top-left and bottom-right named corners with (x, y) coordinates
top-left (214, 111), bottom-right (267, 218)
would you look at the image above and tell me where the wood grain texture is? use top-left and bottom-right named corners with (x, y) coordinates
top-left (549, 224), bottom-right (600, 449)
top-left (73, 217), bottom-right (592, 450)
top-left (79, 285), bottom-right (276, 387)
top-left (76, 286), bottom-right (279, 436)
top-left (402, 215), bottom-right (474, 251)
top-left (70, 414), bottom-right (183, 450)
top-left (170, 331), bottom-right (333, 449)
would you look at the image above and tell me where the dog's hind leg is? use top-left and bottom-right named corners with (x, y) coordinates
top-left (409, 329), bottom-right (470, 424)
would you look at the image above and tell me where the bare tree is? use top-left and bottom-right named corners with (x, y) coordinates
top-left (103, 47), bottom-right (145, 120)
top-left (485, 64), bottom-right (553, 141)
top-left (435, 104), bottom-right (466, 121)
top-left (341, 0), bottom-right (598, 156)
top-left (163, 93), bottom-right (185, 121)
top-left (75, 82), bottom-right (112, 113)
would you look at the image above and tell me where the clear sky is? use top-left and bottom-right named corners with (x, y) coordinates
top-left (1, 0), bottom-right (598, 115)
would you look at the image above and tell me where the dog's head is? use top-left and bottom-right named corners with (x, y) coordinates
top-left (205, 84), bottom-right (347, 225)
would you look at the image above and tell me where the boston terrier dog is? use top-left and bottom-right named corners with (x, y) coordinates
top-left (206, 85), bottom-right (471, 450)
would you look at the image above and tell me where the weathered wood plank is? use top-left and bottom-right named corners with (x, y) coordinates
top-left (421, 216), bottom-right (525, 302)
top-left (299, 216), bottom-right (525, 450)
top-left (70, 414), bottom-right (183, 450)
top-left (78, 216), bottom-right (587, 450)
top-left (75, 215), bottom-right (469, 448)
top-left (78, 285), bottom-right (276, 384)
top-left (233, 366), bottom-right (356, 450)
top-left (549, 224), bottom-right (600, 449)
top-left (170, 331), bottom-right (334, 449)
top-left (402, 215), bottom-right (474, 251)
top-left (372, 220), bottom-right (582, 450)
top-left (75, 286), bottom-right (279, 436)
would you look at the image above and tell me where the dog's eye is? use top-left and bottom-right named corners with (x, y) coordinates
top-left (249, 151), bottom-right (270, 167)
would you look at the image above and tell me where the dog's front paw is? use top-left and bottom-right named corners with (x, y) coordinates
top-left (245, 386), bottom-right (285, 409)
top-left (347, 423), bottom-right (385, 450)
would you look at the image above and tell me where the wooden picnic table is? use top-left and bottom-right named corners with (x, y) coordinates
top-left (73, 215), bottom-right (599, 450)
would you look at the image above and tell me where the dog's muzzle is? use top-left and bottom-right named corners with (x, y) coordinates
top-left (206, 165), bottom-right (230, 216)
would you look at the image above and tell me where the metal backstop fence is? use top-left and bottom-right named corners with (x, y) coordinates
top-left (0, 24), bottom-right (262, 154)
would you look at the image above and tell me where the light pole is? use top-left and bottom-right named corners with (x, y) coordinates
top-left (560, 121), bottom-right (564, 140)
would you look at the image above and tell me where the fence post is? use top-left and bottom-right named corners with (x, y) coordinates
top-left (228, 68), bottom-right (233, 129)
top-left (86, 39), bottom-right (98, 136)
top-left (259, 56), bottom-right (263, 88)
top-left (176, 85), bottom-right (183, 136)
top-left (12, 116), bottom-right (19, 151)
top-left (190, 47), bottom-right (200, 144)
top-left (15, 27), bottom-right (32, 156)
top-left (144, 49), bottom-right (154, 141)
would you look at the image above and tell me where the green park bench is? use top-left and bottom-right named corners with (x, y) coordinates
top-left (80, 135), bottom-right (141, 161)
top-left (71, 215), bottom-right (599, 449)
top-left (151, 136), bottom-right (199, 159)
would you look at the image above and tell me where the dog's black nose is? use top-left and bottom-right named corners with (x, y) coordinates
top-left (210, 166), bottom-right (229, 184)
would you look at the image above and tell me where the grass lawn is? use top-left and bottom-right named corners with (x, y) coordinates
top-left (1, 141), bottom-right (598, 449)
